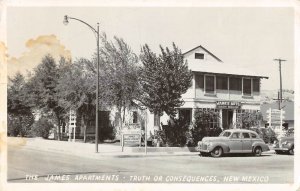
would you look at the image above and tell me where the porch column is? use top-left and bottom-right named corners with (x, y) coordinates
top-left (219, 109), bottom-right (223, 130)
top-left (233, 109), bottom-right (237, 129)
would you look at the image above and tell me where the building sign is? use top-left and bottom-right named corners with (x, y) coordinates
top-left (216, 101), bottom-right (241, 109)
top-left (267, 108), bottom-right (285, 137)
top-left (122, 134), bottom-right (141, 146)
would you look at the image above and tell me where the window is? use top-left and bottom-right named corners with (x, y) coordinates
top-left (231, 132), bottom-right (241, 139)
top-left (253, 79), bottom-right (260, 92)
top-left (243, 78), bottom-right (252, 96)
top-left (250, 133), bottom-right (257, 138)
top-left (229, 77), bottom-right (242, 91)
top-left (195, 74), bottom-right (204, 89)
top-left (154, 113), bottom-right (160, 126)
top-left (132, 111), bottom-right (138, 124)
top-left (242, 133), bottom-right (250, 139)
top-left (195, 53), bottom-right (204, 59)
top-left (216, 76), bottom-right (228, 90)
top-left (205, 75), bottom-right (215, 94)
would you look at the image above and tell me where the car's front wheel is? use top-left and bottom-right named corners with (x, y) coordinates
top-left (253, 146), bottom-right (262, 156)
top-left (210, 147), bottom-right (223, 157)
top-left (288, 146), bottom-right (294, 155)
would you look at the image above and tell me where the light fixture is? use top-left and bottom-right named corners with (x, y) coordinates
top-left (63, 15), bottom-right (69, 25)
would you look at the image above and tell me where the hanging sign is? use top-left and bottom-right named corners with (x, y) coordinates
top-left (216, 101), bottom-right (241, 109)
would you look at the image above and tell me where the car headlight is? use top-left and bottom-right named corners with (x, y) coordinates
top-left (282, 141), bottom-right (288, 145)
top-left (204, 142), bottom-right (213, 147)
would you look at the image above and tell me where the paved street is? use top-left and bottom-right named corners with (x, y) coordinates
top-left (8, 146), bottom-right (293, 184)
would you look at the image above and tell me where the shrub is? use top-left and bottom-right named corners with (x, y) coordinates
top-left (99, 123), bottom-right (116, 141)
top-left (7, 113), bottom-right (34, 137)
top-left (154, 117), bottom-right (190, 147)
top-left (190, 109), bottom-right (222, 146)
top-left (250, 127), bottom-right (277, 143)
top-left (30, 117), bottom-right (54, 139)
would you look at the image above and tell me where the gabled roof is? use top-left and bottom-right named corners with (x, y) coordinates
top-left (183, 45), bottom-right (223, 62)
top-left (183, 45), bottom-right (268, 79)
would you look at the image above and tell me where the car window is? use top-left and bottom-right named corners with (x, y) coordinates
top-left (250, 133), bottom-right (257, 138)
top-left (219, 131), bottom-right (231, 137)
top-left (231, 132), bottom-right (241, 139)
top-left (242, 133), bottom-right (250, 139)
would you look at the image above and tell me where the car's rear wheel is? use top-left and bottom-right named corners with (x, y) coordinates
top-left (210, 147), bottom-right (223, 157)
top-left (288, 146), bottom-right (294, 155)
top-left (253, 146), bottom-right (262, 156)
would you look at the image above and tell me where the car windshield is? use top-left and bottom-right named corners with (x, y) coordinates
top-left (219, 131), bottom-right (231, 137)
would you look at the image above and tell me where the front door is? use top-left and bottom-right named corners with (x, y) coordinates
top-left (242, 132), bottom-right (252, 152)
top-left (228, 132), bottom-right (243, 152)
top-left (222, 109), bottom-right (233, 129)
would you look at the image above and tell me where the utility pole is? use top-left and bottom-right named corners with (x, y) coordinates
top-left (273, 58), bottom-right (286, 110)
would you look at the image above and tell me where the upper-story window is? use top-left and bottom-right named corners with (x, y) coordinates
top-left (243, 78), bottom-right (252, 96)
top-left (253, 78), bottom-right (260, 92)
top-left (204, 75), bottom-right (216, 94)
top-left (195, 53), bottom-right (205, 59)
top-left (216, 76), bottom-right (228, 90)
top-left (229, 77), bottom-right (242, 91)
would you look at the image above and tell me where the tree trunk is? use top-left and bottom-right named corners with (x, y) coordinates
top-left (54, 111), bottom-right (61, 141)
top-left (82, 115), bottom-right (87, 143)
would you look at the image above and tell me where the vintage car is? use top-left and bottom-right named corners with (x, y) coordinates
top-left (198, 129), bottom-right (270, 157)
top-left (273, 128), bottom-right (294, 155)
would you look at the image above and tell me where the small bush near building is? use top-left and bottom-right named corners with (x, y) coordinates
top-left (99, 123), bottom-right (116, 142)
top-left (152, 117), bottom-right (189, 147)
top-left (29, 117), bottom-right (54, 139)
top-left (190, 109), bottom-right (222, 146)
top-left (250, 127), bottom-right (277, 143)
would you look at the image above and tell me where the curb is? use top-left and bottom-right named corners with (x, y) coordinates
top-left (20, 145), bottom-right (199, 159)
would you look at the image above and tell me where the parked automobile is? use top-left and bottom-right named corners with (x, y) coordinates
top-left (273, 128), bottom-right (294, 155)
top-left (198, 129), bottom-right (270, 157)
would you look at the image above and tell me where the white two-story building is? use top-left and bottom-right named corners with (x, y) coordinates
top-left (146, 45), bottom-right (268, 133)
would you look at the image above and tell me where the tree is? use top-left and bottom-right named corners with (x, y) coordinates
top-left (139, 43), bottom-right (193, 125)
top-left (56, 58), bottom-right (96, 142)
top-left (7, 73), bottom-right (34, 137)
top-left (26, 55), bottom-right (66, 140)
top-left (98, 34), bottom-right (140, 128)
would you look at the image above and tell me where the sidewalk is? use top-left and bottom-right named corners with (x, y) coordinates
top-left (7, 137), bottom-right (199, 159)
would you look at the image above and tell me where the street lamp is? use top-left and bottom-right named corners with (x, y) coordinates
top-left (63, 15), bottom-right (100, 153)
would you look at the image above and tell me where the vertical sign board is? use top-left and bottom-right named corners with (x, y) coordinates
top-left (267, 108), bottom-right (285, 136)
top-left (69, 110), bottom-right (76, 142)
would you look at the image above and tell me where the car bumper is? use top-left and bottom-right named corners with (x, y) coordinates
top-left (274, 147), bottom-right (289, 151)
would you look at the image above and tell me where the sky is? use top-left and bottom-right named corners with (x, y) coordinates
top-left (5, 6), bottom-right (295, 90)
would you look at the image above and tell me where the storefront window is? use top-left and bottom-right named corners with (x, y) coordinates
top-left (243, 78), bottom-right (252, 96)
top-left (205, 75), bottom-right (215, 94)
